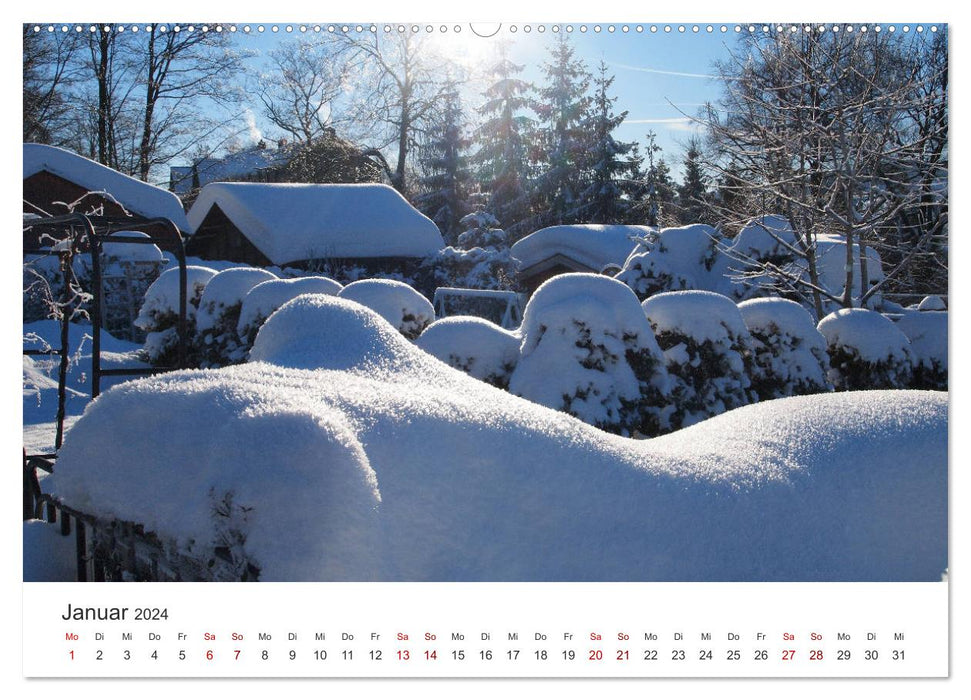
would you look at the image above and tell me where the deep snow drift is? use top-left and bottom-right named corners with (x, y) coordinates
top-left (51, 296), bottom-right (946, 582)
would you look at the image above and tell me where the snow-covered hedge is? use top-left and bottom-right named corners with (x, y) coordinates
top-left (508, 273), bottom-right (670, 436)
top-left (895, 311), bottom-right (947, 391)
top-left (616, 224), bottom-right (730, 301)
top-left (134, 265), bottom-right (216, 366)
top-left (738, 297), bottom-right (832, 399)
top-left (101, 230), bottom-right (166, 265)
top-left (642, 290), bottom-right (756, 430)
top-left (416, 316), bottom-right (521, 389)
top-left (729, 215), bottom-right (797, 264)
top-left (195, 267), bottom-right (279, 367)
top-left (51, 292), bottom-right (948, 581)
top-left (616, 216), bottom-right (889, 315)
top-left (248, 295), bottom-right (424, 377)
top-left (337, 279), bottom-right (435, 340)
top-left (917, 295), bottom-right (946, 311)
top-left (236, 276), bottom-right (343, 348)
top-left (817, 309), bottom-right (913, 391)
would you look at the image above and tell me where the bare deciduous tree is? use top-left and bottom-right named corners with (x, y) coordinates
top-left (135, 25), bottom-right (246, 181)
top-left (704, 28), bottom-right (947, 314)
top-left (257, 37), bottom-right (350, 146)
top-left (23, 25), bottom-right (82, 146)
top-left (336, 30), bottom-right (451, 195)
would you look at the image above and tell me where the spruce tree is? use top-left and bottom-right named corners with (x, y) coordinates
top-left (627, 132), bottom-right (677, 227)
top-left (417, 78), bottom-right (472, 245)
top-left (580, 61), bottom-right (639, 223)
top-left (643, 134), bottom-right (680, 228)
top-left (530, 34), bottom-right (593, 228)
top-left (474, 52), bottom-right (533, 238)
top-left (678, 137), bottom-right (711, 224)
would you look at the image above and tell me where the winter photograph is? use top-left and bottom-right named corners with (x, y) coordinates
top-left (22, 22), bottom-right (948, 583)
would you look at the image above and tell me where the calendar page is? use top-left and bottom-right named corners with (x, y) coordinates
top-left (20, 7), bottom-right (952, 691)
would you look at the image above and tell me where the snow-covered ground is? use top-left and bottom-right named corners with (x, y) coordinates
top-left (43, 295), bottom-right (946, 582)
top-left (23, 320), bottom-right (146, 454)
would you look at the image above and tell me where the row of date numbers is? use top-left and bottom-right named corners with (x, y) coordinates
top-left (69, 648), bottom-right (906, 662)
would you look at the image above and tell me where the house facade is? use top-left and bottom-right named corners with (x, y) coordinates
top-left (23, 143), bottom-right (191, 250)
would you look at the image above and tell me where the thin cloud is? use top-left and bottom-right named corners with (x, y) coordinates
top-left (610, 62), bottom-right (719, 79)
top-left (624, 116), bottom-right (704, 133)
top-left (625, 117), bottom-right (696, 125)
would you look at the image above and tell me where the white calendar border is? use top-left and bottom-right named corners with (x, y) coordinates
top-left (8, 0), bottom-right (962, 695)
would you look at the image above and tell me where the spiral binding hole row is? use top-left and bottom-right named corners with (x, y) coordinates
top-left (30, 24), bottom-right (939, 35)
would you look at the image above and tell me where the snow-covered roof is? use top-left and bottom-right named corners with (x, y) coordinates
top-left (186, 182), bottom-right (445, 266)
top-left (511, 224), bottom-right (651, 274)
top-left (169, 145), bottom-right (291, 195)
top-left (23, 143), bottom-right (191, 232)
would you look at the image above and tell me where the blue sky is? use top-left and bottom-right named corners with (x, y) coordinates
top-left (205, 23), bottom-right (736, 177)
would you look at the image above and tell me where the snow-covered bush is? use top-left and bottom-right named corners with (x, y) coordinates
top-left (642, 290), bottom-right (756, 430)
top-left (337, 279), bottom-right (435, 340)
top-left (616, 217), bottom-right (889, 316)
top-left (817, 309), bottom-right (913, 391)
top-left (738, 297), bottom-right (832, 399)
top-left (195, 267), bottom-right (278, 367)
top-left (421, 210), bottom-right (518, 291)
top-left (101, 230), bottom-right (166, 265)
top-left (724, 215), bottom-right (799, 299)
top-left (53, 293), bottom-right (948, 581)
top-left (248, 294), bottom-right (419, 373)
top-left (416, 316), bottom-right (520, 389)
top-left (456, 211), bottom-right (505, 248)
top-left (508, 273), bottom-right (670, 436)
top-left (135, 265), bottom-right (216, 366)
top-left (917, 295), bottom-right (946, 311)
top-left (729, 215), bottom-right (797, 264)
top-left (616, 224), bottom-right (731, 301)
top-left (237, 276), bottom-right (343, 349)
top-left (895, 311), bottom-right (947, 390)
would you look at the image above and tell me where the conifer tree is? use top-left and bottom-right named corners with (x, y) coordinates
top-left (530, 34), bottom-right (593, 228)
top-left (580, 61), bottom-right (639, 223)
top-left (417, 78), bottom-right (472, 244)
top-left (627, 132), bottom-right (677, 227)
top-left (678, 137), bottom-right (711, 224)
top-left (641, 131), bottom-right (680, 227)
top-left (474, 51), bottom-right (533, 238)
